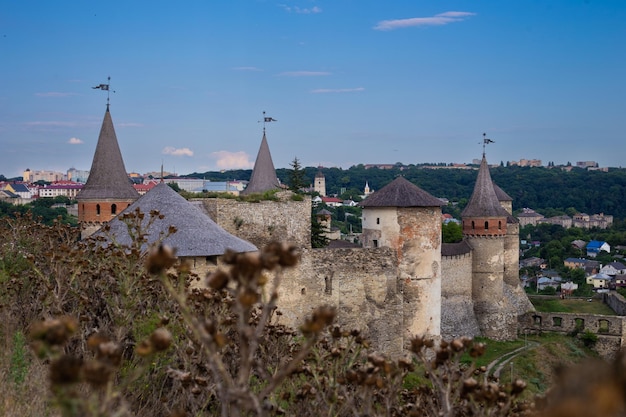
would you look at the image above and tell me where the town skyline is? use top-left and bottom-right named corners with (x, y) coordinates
top-left (2, 1), bottom-right (625, 178)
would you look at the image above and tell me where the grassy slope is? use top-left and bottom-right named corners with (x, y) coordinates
top-left (529, 296), bottom-right (616, 315)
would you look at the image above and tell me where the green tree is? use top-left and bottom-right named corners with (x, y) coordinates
top-left (311, 216), bottom-right (329, 248)
top-left (288, 157), bottom-right (307, 192)
top-left (442, 221), bottom-right (463, 243)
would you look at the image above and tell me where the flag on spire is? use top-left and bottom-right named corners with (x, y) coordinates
top-left (264, 117), bottom-right (277, 122)
top-left (92, 84), bottom-right (109, 90)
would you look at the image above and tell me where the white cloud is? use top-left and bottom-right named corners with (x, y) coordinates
top-left (163, 146), bottom-right (194, 157)
top-left (233, 66), bottom-right (262, 71)
top-left (311, 87), bottom-right (365, 94)
top-left (25, 121), bottom-right (80, 127)
top-left (117, 122), bottom-right (144, 128)
top-left (210, 151), bottom-right (254, 169)
top-left (35, 92), bottom-right (78, 97)
top-left (278, 71), bottom-right (331, 77)
top-left (67, 137), bottom-right (83, 145)
top-left (281, 5), bottom-right (322, 14)
top-left (374, 11), bottom-right (476, 31)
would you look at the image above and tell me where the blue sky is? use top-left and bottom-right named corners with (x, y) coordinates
top-left (1, 0), bottom-right (625, 178)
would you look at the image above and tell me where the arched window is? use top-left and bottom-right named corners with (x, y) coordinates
top-left (96, 204), bottom-right (101, 216)
top-left (111, 204), bottom-right (117, 215)
top-left (484, 221), bottom-right (489, 230)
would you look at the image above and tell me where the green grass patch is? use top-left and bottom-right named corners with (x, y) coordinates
top-left (529, 296), bottom-right (616, 315)
top-left (460, 337), bottom-right (525, 368)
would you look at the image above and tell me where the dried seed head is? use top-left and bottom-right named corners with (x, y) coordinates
top-left (207, 270), bottom-right (230, 290)
top-left (136, 339), bottom-right (154, 357)
top-left (50, 355), bottom-right (83, 385)
top-left (82, 359), bottom-right (112, 387)
top-left (146, 244), bottom-right (177, 275)
top-left (511, 378), bottom-right (527, 395)
top-left (470, 342), bottom-right (486, 358)
top-left (151, 328), bottom-right (173, 352)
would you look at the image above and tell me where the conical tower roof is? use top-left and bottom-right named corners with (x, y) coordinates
top-left (95, 182), bottom-right (257, 256)
top-left (241, 132), bottom-right (280, 195)
top-left (77, 107), bottom-right (139, 201)
top-left (360, 176), bottom-right (443, 208)
top-left (461, 156), bottom-right (509, 218)
top-left (492, 182), bottom-right (512, 202)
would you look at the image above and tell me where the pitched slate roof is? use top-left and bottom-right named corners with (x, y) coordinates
top-left (461, 156), bottom-right (510, 218)
top-left (241, 132), bottom-right (280, 195)
top-left (95, 182), bottom-right (257, 257)
top-left (77, 107), bottom-right (139, 201)
top-left (360, 176), bottom-right (443, 208)
top-left (492, 182), bottom-right (512, 201)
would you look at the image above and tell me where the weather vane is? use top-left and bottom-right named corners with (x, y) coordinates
top-left (480, 133), bottom-right (494, 157)
top-left (259, 111), bottom-right (277, 132)
top-left (92, 76), bottom-right (116, 107)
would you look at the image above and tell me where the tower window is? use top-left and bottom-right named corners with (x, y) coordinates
top-left (376, 217), bottom-right (380, 225)
top-left (96, 204), bottom-right (101, 216)
top-left (498, 220), bottom-right (502, 230)
top-left (111, 204), bottom-right (117, 215)
top-left (372, 239), bottom-right (378, 248)
top-left (484, 221), bottom-right (489, 230)
top-left (471, 221), bottom-right (475, 230)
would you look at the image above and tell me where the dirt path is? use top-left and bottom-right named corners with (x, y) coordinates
top-left (484, 342), bottom-right (539, 381)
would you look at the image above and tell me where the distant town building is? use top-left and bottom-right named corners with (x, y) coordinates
top-left (67, 168), bottom-right (89, 183)
top-left (572, 212), bottom-right (613, 229)
top-left (38, 182), bottom-right (83, 198)
top-left (23, 169), bottom-right (65, 183)
top-left (576, 161), bottom-right (598, 169)
top-left (509, 159), bottom-right (542, 167)
top-left (516, 208), bottom-right (545, 227)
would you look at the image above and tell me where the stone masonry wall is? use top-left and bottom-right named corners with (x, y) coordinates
top-left (274, 246), bottom-right (404, 357)
top-left (197, 193), bottom-right (311, 249)
top-left (604, 292), bottom-right (626, 316)
top-left (519, 311), bottom-right (626, 360)
top-left (441, 252), bottom-right (481, 339)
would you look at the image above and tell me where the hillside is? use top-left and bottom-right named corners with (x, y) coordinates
top-left (188, 165), bottom-right (626, 219)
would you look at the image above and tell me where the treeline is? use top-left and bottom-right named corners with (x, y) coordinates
top-left (189, 165), bottom-right (626, 219)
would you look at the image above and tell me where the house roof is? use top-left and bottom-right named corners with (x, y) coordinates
top-left (10, 183), bottom-right (31, 193)
top-left (94, 182), bottom-right (257, 257)
top-left (608, 261), bottom-right (626, 270)
top-left (461, 155), bottom-right (510, 218)
top-left (442, 240), bottom-right (472, 257)
top-left (322, 197), bottom-right (342, 203)
top-left (240, 132), bottom-right (280, 195)
top-left (587, 240), bottom-right (607, 249)
top-left (77, 107), bottom-right (139, 201)
top-left (317, 209), bottom-right (332, 216)
top-left (360, 176), bottom-right (443, 208)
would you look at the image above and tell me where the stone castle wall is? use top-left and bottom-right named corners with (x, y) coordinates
top-left (197, 194), bottom-right (311, 249)
top-left (519, 311), bottom-right (626, 360)
top-left (603, 292), bottom-right (626, 315)
top-left (441, 252), bottom-right (481, 339)
top-left (276, 247), bottom-right (404, 356)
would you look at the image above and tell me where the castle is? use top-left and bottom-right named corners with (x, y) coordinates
top-left (80, 105), bottom-right (534, 357)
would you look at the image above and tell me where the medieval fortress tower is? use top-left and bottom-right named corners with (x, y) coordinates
top-left (80, 105), bottom-right (534, 357)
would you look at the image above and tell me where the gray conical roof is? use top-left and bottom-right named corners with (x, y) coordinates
top-left (492, 182), bottom-right (512, 201)
top-left (241, 132), bottom-right (280, 195)
top-left (77, 107), bottom-right (139, 201)
top-left (461, 156), bottom-right (510, 218)
top-left (95, 182), bottom-right (257, 256)
top-left (360, 176), bottom-right (443, 208)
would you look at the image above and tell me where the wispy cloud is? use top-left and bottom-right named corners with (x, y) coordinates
top-left (210, 151), bottom-right (254, 169)
top-left (278, 71), bottom-right (331, 77)
top-left (281, 5), bottom-right (322, 14)
top-left (311, 87), bottom-right (365, 94)
top-left (67, 137), bottom-right (83, 145)
top-left (163, 146), bottom-right (194, 157)
top-left (233, 66), bottom-right (262, 72)
top-left (117, 122), bottom-right (144, 128)
top-left (25, 121), bottom-right (80, 127)
top-left (35, 92), bottom-right (78, 97)
top-left (374, 11), bottom-right (475, 31)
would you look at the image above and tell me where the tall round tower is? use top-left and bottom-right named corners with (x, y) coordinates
top-left (76, 106), bottom-right (139, 238)
top-left (461, 156), bottom-right (516, 339)
top-left (361, 176), bottom-right (444, 338)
